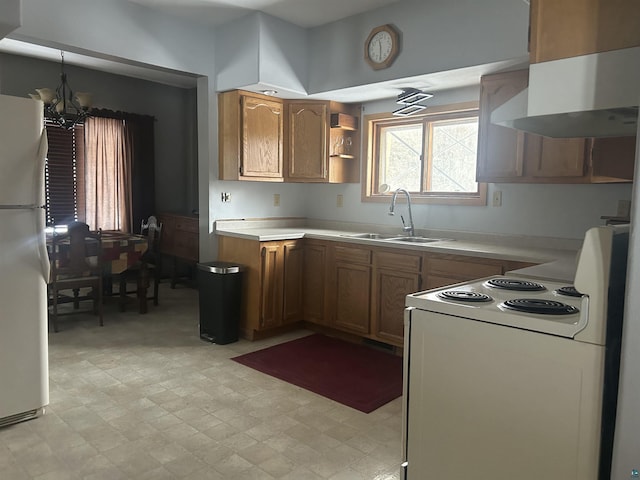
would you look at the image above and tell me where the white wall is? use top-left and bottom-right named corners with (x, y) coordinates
top-left (307, 0), bottom-right (530, 94)
top-left (301, 86), bottom-right (633, 241)
top-left (0, 0), bottom-right (20, 39)
top-left (215, 14), bottom-right (261, 92)
top-left (258, 14), bottom-right (308, 94)
top-left (303, 182), bottom-right (632, 240)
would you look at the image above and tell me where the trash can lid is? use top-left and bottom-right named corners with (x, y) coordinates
top-left (197, 261), bottom-right (243, 274)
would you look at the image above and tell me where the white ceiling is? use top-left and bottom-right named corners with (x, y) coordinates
top-left (125, 0), bottom-right (403, 28)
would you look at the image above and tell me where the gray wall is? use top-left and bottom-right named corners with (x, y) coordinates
top-left (0, 52), bottom-right (198, 214)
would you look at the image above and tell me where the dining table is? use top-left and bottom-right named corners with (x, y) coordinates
top-left (101, 231), bottom-right (152, 314)
top-left (47, 230), bottom-right (152, 314)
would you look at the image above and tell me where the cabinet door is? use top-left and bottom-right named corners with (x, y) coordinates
top-left (259, 244), bottom-right (283, 329)
top-left (303, 242), bottom-right (327, 324)
top-left (282, 241), bottom-right (304, 324)
top-left (287, 102), bottom-right (329, 181)
top-left (476, 71), bottom-right (528, 182)
top-left (373, 268), bottom-right (420, 345)
top-left (590, 137), bottom-right (636, 182)
top-left (334, 263), bottom-right (371, 334)
top-left (241, 96), bottom-right (284, 179)
top-left (524, 135), bottom-right (587, 177)
top-left (530, 0), bottom-right (640, 63)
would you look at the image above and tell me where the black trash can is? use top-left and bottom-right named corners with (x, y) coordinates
top-left (197, 261), bottom-right (243, 344)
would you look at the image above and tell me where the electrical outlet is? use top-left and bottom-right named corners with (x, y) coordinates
top-left (337, 194), bottom-right (344, 208)
top-left (492, 190), bottom-right (502, 207)
top-left (273, 193), bottom-right (280, 207)
top-left (220, 192), bottom-right (231, 203)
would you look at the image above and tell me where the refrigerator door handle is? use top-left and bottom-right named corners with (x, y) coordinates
top-left (35, 132), bottom-right (50, 282)
top-left (34, 132), bottom-right (48, 207)
top-left (36, 207), bottom-right (50, 282)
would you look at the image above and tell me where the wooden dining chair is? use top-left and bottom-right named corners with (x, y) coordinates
top-left (118, 216), bottom-right (163, 311)
top-left (48, 221), bottom-right (104, 332)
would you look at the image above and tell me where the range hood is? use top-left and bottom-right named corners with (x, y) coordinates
top-left (492, 46), bottom-right (640, 138)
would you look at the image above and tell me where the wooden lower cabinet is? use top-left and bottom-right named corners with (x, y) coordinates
top-left (282, 241), bottom-right (304, 324)
top-left (303, 241), bottom-right (328, 324)
top-left (217, 236), bottom-right (302, 339)
top-left (372, 251), bottom-right (422, 345)
top-left (219, 236), bottom-right (537, 344)
top-left (330, 245), bottom-right (372, 335)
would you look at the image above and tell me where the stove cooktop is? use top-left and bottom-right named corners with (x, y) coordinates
top-left (406, 276), bottom-right (589, 340)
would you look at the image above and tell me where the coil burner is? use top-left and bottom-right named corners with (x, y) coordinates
top-left (501, 298), bottom-right (579, 315)
top-left (437, 291), bottom-right (493, 303)
top-left (555, 286), bottom-right (584, 298)
top-left (486, 278), bottom-right (546, 292)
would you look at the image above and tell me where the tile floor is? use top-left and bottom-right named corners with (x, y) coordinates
top-left (0, 284), bottom-right (403, 479)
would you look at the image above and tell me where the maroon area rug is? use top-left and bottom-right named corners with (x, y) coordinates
top-left (232, 334), bottom-right (403, 413)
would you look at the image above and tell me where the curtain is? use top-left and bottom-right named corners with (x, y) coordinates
top-left (83, 117), bottom-right (133, 232)
top-left (85, 109), bottom-right (156, 234)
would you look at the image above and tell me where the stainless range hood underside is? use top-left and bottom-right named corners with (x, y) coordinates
top-left (492, 47), bottom-right (640, 138)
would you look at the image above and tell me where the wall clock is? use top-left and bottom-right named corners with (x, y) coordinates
top-left (364, 24), bottom-right (400, 70)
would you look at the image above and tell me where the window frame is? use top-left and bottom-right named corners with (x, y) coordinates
top-left (362, 101), bottom-right (487, 206)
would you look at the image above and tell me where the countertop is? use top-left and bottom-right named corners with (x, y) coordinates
top-left (215, 218), bottom-right (580, 281)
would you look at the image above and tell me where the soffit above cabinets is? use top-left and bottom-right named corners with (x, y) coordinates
top-left (125, 0), bottom-right (403, 29)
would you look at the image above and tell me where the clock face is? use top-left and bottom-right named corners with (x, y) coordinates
top-left (368, 31), bottom-right (394, 63)
top-left (365, 25), bottom-right (399, 70)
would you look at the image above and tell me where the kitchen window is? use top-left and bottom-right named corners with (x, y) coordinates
top-left (363, 102), bottom-right (487, 205)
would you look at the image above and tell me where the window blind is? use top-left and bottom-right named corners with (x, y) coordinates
top-left (44, 124), bottom-right (85, 226)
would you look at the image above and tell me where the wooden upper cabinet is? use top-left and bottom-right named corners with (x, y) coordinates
top-left (476, 70), bottom-right (528, 182)
top-left (219, 91), bottom-right (360, 184)
top-left (529, 0), bottom-right (640, 64)
top-left (241, 95), bottom-right (284, 179)
top-left (286, 102), bottom-right (329, 182)
top-left (590, 136), bottom-right (637, 182)
top-left (218, 90), bottom-right (284, 181)
top-left (476, 70), bottom-right (635, 184)
top-left (524, 136), bottom-right (588, 177)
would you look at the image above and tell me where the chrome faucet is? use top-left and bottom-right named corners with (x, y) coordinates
top-left (388, 188), bottom-right (415, 237)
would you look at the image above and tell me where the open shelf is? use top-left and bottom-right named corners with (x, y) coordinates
top-left (330, 113), bottom-right (358, 130)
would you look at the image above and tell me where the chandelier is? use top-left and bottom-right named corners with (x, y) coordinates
top-left (393, 88), bottom-right (433, 116)
top-left (31, 51), bottom-right (92, 129)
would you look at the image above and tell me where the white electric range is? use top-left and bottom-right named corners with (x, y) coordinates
top-left (402, 225), bottom-right (629, 480)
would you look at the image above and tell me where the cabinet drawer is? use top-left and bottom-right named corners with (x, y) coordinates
top-left (173, 232), bottom-right (198, 261)
top-left (426, 257), bottom-right (502, 280)
top-left (334, 245), bottom-right (371, 265)
top-left (174, 219), bottom-right (198, 233)
top-left (375, 251), bottom-right (422, 272)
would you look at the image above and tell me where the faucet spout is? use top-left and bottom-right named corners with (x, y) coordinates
top-left (388, 188), bottom-right (415, 236)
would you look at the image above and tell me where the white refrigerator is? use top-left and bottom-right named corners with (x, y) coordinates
top-left (0, 94), bottom-right (50, 427)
